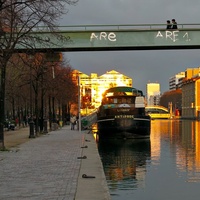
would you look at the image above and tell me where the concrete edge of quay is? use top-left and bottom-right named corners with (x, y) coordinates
top-left (75, 131), bottom-right (111, 200)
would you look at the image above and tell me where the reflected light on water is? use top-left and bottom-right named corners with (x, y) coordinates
top-left (97, 137), bottom-right (151, 196)
top-left (97, 120), bottom-right (200, 200)
top-left (175, 120), bottom-right (200, 182)
top-left (150, 120), bottom-right (200, 183)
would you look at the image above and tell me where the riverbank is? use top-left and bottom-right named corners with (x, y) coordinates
top-left (1, 126), bottom-right (111, 200)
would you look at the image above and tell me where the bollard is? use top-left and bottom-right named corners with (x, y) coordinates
top-left (52, 123), bottom-right (57, 131)
top-left (82, 174), bottom-right (96, 178)
top-left (29, 121), bottom-right (35, 138)
top-left (77, 155), bottom-right (87, 159)
top-left (81, 145), bottom-right (88, 148)
top-left (59, 120), bottom-right (63, 128)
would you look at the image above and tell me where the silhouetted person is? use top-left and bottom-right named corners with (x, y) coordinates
top-left (166, 20), bottom-right (171, 29)
top-left (171, 19), bottom-right (178, 29)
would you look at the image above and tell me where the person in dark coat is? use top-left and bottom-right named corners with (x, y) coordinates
top-left (171, 19), bottom-right (178, 29)
top-left (166, 20), bottom-right (171, 30)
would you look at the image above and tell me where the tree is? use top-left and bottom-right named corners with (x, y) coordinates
top-left (5, 54), bottom-right (27, 122)
top-left (0, 0), bottom-right (79, 149)
top-left (160, 89), bottom-right (182, 113)
top-left (6, 53), bottom-right (77, 134)
top-left (52, 64), bottom-right (77, 123)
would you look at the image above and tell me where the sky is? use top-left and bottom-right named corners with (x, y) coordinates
top-left (59, 0), bottom-right (200, 93)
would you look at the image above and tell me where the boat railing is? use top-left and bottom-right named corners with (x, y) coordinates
top-left (81, 111), bottom-right (97, 130)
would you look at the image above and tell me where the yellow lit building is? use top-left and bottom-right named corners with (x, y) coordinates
top-left (185, 67), bottom-right (200, 79)
top-left (146, 83), bottom-right (160, 106)
top-left (182, 77), bottom-right (200, 119)
top-left (73, 70), bottom-right (132, 108)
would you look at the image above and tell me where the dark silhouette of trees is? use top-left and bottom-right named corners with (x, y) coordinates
top-left (0, 0), bottom-right (79, 149)
top-left (5, 53), bottom-right (77, 135)
top-left (160, 89), bottom-right (182, 114)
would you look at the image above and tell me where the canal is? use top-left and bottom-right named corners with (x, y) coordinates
top-left (96, 120), bottom-right (200, 200)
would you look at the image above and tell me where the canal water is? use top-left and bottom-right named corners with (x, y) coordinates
top-left (96, 120), bottom-right (200, 200)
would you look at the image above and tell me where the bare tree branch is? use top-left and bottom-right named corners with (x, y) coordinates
top-left (0, 0), bottom-right (79, 149)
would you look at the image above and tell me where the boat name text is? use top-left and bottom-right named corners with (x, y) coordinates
top-left (115, 115), bottom-right (134, 119)
top-left (117, 108), bottom-right (130, 112)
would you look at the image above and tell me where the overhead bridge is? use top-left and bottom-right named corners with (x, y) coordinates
top-left (13, 23), bottom-right (200, 52)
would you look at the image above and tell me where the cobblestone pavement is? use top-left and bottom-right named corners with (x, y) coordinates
top-left (0, 126), bottom-right (84, 200)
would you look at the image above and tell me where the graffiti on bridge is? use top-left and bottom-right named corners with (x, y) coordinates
top-left (155, 31), bottom-right (190, 42)
top-left (89, 31), bottom-right (191, 43)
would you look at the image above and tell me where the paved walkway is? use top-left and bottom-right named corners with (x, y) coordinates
top-left (0, 126), bottom-right (111, 200)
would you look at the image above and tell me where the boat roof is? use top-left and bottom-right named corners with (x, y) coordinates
top-left (145, 105), bottom-right (169, 112)
top-left (103, 86), bottom-right (143, 96)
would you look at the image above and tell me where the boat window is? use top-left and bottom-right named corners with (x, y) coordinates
top-left (103, 96), bottom-right (135, 104)
top-left (118, 98), bottom-right (122, 104)
top-left (146, 108), bottom-right (159, 113)
top-left (158, 109), bottom-right (169, 114)
top-left (127, 98), bottom-right (132, 104)
top-left (115, 97), bottom-right (135, 104)
top-left (145, 108), bottom-right (169, 114)
top-left (102, 98), bottom-right (110, 104)
top-left (108, 98), bottom-right (113, 103)
top-left (122, 98), bottom-right (126, 103)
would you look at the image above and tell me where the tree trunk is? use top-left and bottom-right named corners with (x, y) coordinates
top-left (34, 81), bottom-right (39, 136)
top-left (40, 87), bottom-right (44, 132)
top-left (48, 95), bottom-right (52, 130)
top-left (0, 59), bottom-right (6, 149)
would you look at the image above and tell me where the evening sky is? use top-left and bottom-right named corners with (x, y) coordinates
top-left (60, 0), bottom-right (200, 93)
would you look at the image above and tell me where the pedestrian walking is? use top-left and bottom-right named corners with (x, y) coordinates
top-left (70, 115), bottom-right (76, 130)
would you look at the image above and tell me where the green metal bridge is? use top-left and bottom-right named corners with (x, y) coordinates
top-left (13, 23), bottom-right (200, 52)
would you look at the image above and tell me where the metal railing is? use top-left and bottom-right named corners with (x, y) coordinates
top-left (81, 111), bottom-right (97, 130)
top-left (29, 23), bottom-right (200, 32)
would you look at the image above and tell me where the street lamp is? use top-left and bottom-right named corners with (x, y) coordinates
top-left (78, 76), bottom-right (81, 133)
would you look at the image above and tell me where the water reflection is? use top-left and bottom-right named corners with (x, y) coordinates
top-left (98, 138), bottom-right (151, 197)
top-left (97, 120), bottom-right (200, 200)
top-left (150, 120), bottom-right (200, 182)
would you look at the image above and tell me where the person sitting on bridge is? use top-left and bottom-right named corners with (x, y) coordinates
top-left (166, 20), bottom-right (171, 29)
top-left (171, 19), bottom-right (178, 29)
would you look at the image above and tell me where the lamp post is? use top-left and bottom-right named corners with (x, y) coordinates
top-left (78, 76), bottom-right (81, 133)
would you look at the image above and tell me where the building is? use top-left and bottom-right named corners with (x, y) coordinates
top-left (170, 67), bottom-right (200, 90)
top-left (169, 72), bottom-right (185, 90)
top-left (162, 67), bottom-right (200, 118)
top-left (182, 77), bottom-right (200, 119)
top-left (185, 67), bottom-right (200, 79)
top-left (96, 70), bottom-right (132, 106)
top-left (73, 70), bottom-right (132, 109)
top-left (146, 83), bottom-right (160, 106)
